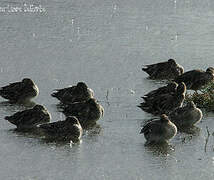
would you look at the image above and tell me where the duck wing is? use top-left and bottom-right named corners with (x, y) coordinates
top-left (39, 121), bottom-right (65, 135)
top-left (141, 120), bottom-right (162, 136)
top-left (142, 61), bottom-right (168, 76)
top-left (0, 81), bottom-right (25, 100)
top-left (62, 102), bottom-right (90, 119)
top-left (174, 70), bottom-right (203, 88)
top-left (5, 108), bottom-right (35, 126)
top-left (51, 86), bottom-right (75, 100)
top-left (153, 94), bottom-right (176, 114)
top-left (39, 121), bottom-right (81, 141)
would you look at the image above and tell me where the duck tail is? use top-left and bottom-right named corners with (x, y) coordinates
top-left (141, 96), bottom-right (148, 102)
top-left (4, 116), bottom-right (9, 120)
top-left (139, 102), bottom-right (149, 107)
top-left (4, 116), bottom-right (15, 124)
top-left (142, 67), bottom-right (149, 72)
top-left (142, 66), bottom-right (154, 76)
top-left (51, 91), bottom-right (58, 98)
top-left (51, 89), bottom-right (62, 99)
top-left (0, 88), bottom-right (3, 94)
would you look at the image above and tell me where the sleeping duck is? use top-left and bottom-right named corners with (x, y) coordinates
top-left (139, 82), bottom-right (186, 115)
top-left (142, 82), bottom-right (178, 102)
top-left (140, 114), bottom-right (177, 145)
top-left (51, 82), bottom-right (94, 104)
top-left (5, 105), bottom-right (51, 130)
top-left (38, 116), bottom-right (82, 143)
top-left (168, 101), bottom-right (202, 128)
top-left (62, 98), bottom-right (104, 128)
top-left (142, 59), bottom-right (184, 79)
top-left (0, 78), bottom-right (39, 103)
top-left (174, 67), bottom-right (214, 91)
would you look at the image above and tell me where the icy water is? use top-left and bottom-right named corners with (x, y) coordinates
top-left (0, 0), bottom-right (214, 179)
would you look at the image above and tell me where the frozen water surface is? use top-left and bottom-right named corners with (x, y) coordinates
top-left (0, 0), bottom-right (214, 179)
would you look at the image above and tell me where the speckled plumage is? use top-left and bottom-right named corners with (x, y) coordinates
top-left (142, 82), bottom-right (178, 102)
top-left (139, 82), bottom-right (186, 115)
top-left (62, 98), bottom-right (104, 128)
top-left (174, 67), bottom-right (214, 91)
top-left (142, 59), bottom-right (184, 79)
top-left (38, 116), bottom-right (82, 142)
top-left (0, 78), bottom-right (39, 103)
top-left (169, 101), bottom-right (202, 128)
top-left (5, 105), bottom-right (51, 130)
top-left (51, 82), bottom-right (94, 104)
top-left (140, 114), bottom-right (177, 145)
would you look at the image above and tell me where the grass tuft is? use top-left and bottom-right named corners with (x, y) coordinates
top-left (186, 82), bottom-right (214, 111)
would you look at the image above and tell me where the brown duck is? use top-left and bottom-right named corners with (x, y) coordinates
top-left (142, 82), bottom-right (178, 102)
top-left (0, 78), bottom-right (39, 103)
top-left (168, 101), bottom-right (203, 128)
top-left (174, 67), bottom-right (214, 91)
top-left (5, 105), bottom-right (51, 130)
top-left (51, 82), bottom-right (94, 104)
top-left (62, 98), bottom-right (104, 128)
top-left (140, 114), bottom-right (177, 145)
top-left (139, 82), bottom-right (186, 115)
top-left (142, 59), bottom-right (184, 79)
top-left (38, 116), bottom-right (83, 143)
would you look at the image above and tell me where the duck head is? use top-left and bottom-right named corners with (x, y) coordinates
top-left (176, 82), bottom-right (186, 95)
top-left (87, 98), bottom-right (97, 105)
top-left (206, 67), bottom-right (214, 76)
top-left (77, 82), bottom-right (88, 90)
top-left (160, 114), bottom-right (170, 123)
top-left (66, 116), bottom-right (80, 125)
top-left (187, 101), bottom-right (196, 109)
top-left (167, 82), bottom-right (178, 91)
top-left (22, 78), bottom-right (35, 86)
top-left (33, 105), bottom-right (46, 111)
top-left (168, 59), bottom-right (176, 65)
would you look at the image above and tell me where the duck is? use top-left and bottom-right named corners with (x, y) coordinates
top-left (142, 82), bottom-right (178, 102)
top-left (51, 82), bottom-right (94, 104)
top-left (38, 116), bottom-right (83, 143)
top-left (140, 114), bottom-right (177, 145)
top-left (168, 101), bottom-right (202, 128)
top-left (139, 82), bottom-right (186, 115)
top-left (174, 67), bottom-right (214, 92)
top-left (142, 59), bottom-right (184, 79)
top-left (0, 78), bottom-right (39, 103)
top-left (62, 98), bottom-right (104, 128)
top-left (5, 105), bottom-right (51, 130)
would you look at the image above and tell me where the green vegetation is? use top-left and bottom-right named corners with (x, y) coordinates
top-left (186, 82), bottom-right (214, 111)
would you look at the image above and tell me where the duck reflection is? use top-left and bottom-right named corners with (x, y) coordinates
top-left (178, 125), bottom-right (201, 135)
top-left (10, 127), bottom-right (41, 138)
top-left (10, 128), bottom-right (82, 148)
top-left (83, 123), bottom-right (102, 136)
top-left (178, 126), bottom-right (201, 144)
top-left (0, 100), bottom-right (36, 112)
top-left (144, 141), bottom-right (175, 156)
